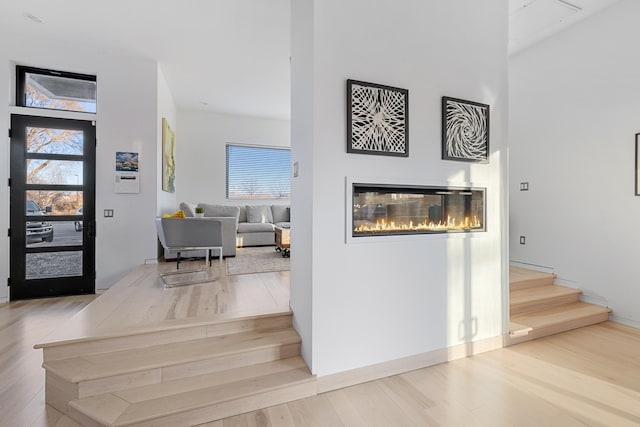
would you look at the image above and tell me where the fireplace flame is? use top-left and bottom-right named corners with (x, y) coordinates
top-left (354, 216), bottom-right (481, 234)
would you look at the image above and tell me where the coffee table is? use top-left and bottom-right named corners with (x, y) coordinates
top-left (274, 226), bottom-right (290, 258)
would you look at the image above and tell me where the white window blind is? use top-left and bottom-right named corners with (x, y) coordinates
top-left (226, 144), bottom-right (291, 200)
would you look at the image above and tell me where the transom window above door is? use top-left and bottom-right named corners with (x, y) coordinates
top-left (16, 65), bottom-right (97, 113)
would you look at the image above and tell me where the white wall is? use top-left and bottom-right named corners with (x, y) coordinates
top-left (157, 65), bottom-right (178, 216)
top-left (510, 0), bottom-right (640, 327)
top-left (175, 109), bottom-right (290, 206)
top-left (292, 0), bottom-right (509, 376)
top-left (290, 0), bottom-right (315, 367)
top-left (0, 33), bottom-right (161, 299)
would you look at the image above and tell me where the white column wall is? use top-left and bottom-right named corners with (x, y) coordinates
top-left (509, 0), bottom-right (640, 327)
top-left (290, 0), bottom-right (315, 367)
top-left (0, 33), bottom-right (160, 298)
top-left (292, 0), bottom-right (509, 376)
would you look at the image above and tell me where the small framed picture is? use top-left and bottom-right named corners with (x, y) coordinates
top-left (442, 96), bottom-right (489, 163)
top-left (347, 79), bottom-right (409, 157)
top-left (635, 133), bottom-right (640, 195)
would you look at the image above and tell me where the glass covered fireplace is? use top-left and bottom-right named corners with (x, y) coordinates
top-left (352, 183), bottom-right (485, 237)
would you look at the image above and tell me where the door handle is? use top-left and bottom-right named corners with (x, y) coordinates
top-left (87, 221), bottom-right (96, 238)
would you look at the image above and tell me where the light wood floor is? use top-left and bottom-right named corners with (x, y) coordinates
top-left (3, 266), bottom-right (640, 426)
top-left (0, 294), bottom-right (97, 427)
top-left (209, 322), bottom-right (640, 427)
top-left (38, 261), bottom-right (291, 346)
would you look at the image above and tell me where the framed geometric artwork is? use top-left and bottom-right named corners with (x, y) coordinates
top-left (162, 117), bottom-right (176, 193)
top-left (442, 96), bottom-right (489, 163)
top-left (635, 133), bottom-right (640, 196)
top-left (347, 79), bottom-right (409, 157)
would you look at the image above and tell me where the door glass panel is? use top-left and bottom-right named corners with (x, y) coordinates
top-left (27, 160), bottom-right (83, 185)
top-left (25, 221), bottom-right (82, 248)
top-left (27, 190), bottom-right (83, 216)
top-left (26, 251), bottom-right (82, 279)
top-left (26, 127), bottom-right (83, 155)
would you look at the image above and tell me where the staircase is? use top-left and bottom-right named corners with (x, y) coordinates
top-left (39, 311), bottom-right (316, 426)
top-left (508, 266), bottom-right (610, 345)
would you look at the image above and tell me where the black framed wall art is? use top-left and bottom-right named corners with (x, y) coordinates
top-left (442, 96), bottom-right (489, 163)
top-left (347, 79), bottom-right (409, 157)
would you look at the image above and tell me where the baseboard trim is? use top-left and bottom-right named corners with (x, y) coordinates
top-left (0, 297), bottom-right (8, 304)
top-left (317, 334), bottom-right (504, 394)
top-left (610, 315), bottom-right (640, 329)
top-left (509, 261), bottom-right (555, 274)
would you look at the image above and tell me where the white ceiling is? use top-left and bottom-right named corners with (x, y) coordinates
top-left (0, 0), bottom-right (291, 120)
top-left (0, 0), bottom-right (620, 120)
top-left (509, 0), bottom-right (620, 54)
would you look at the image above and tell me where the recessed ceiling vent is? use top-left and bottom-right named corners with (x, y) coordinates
top-left (510, 0), bottom-right (579, 45)
top-left (24, 13), bottom-right (44, 24)
top-left (555, 0), bottom-right (583, 12)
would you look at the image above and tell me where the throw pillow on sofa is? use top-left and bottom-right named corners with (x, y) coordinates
top-left (179, 202), bottom-right (197, 217)
top-left (198, 204), bottom-right (241, 229)
top-left (238, 206), bottom-right (247, 223)
top-left (198, 204), bottom-right (240, 218)
top-left (246, 205), bottom-right (273, 223)
top-left (271, 205), bottom-right (290, 223)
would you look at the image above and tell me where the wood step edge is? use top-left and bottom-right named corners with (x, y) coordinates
top-left (509, 274), bottom-right (557, 289)
top-left (508, 308), bottom-right (611, 345)
top-left (35, 309), bottom-right (293, 349)
top-left (116, 356), bottom-right (310, 401)
top-left (69, 360), bottom-right (317, 426)
top-left (510, 286), bottom-right (582, 303)
top-left (510, 286), bottom-right (583, 314)
top-left (44, 328), bottom-right (301, 383)
top-left (511, 302), bottom-right (611, 329)
top-left (509, 266), bottom-right (557, 289)
top-left (115, 372), bottom-right (317, 426)
top-left (508, 322), bottom-right (532, 337)
top-left (510, 284), bottom-right (581, 297)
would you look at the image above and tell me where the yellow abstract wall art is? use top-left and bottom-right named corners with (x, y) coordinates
top-left (162, 118), bottom-right (175, 193)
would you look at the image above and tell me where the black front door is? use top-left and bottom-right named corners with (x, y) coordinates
top-left (9, 114), bottom-right (96, 300)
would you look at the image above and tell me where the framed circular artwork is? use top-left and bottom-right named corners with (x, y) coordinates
top-left (347, 79), bottom-right (409, 157)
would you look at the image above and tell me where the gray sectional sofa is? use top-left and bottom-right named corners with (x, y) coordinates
top-left (234, 204), bottom-right (290, 247)
top-left (163, 202), bottom-right (290, 260)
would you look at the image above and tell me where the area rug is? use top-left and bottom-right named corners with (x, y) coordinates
top-left (226, 246), bottom-right (290, 275)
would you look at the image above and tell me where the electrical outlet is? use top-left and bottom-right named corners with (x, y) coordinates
top-left (520, 182), bottom-right (529, 191)
top-left (104, 209), bottom-right (114, 217)
top-left (519, 236), bottom-right (526, 245)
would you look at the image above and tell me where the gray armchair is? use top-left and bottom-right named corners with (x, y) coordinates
top-left (155, 218), bottom-right (224, 287)
top-left (163, 216), bottom-right (237, 259)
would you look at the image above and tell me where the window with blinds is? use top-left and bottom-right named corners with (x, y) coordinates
top-left (226, 144), bottom-right (291, 200)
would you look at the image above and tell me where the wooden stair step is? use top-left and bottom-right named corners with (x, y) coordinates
top-left (510, 285), bottom-right (581, 314)
top-left (68, 357), bottom-right (316, 427)
top-left (44, 328), bottom-right (301, 385)
top-left (508, 322), bottom-right (532, 338)
top-left (36, 311), bottom-right (293, 362)
top-left (509, 266), bottom-right (556, 290)
top-left (509, 301), bottom-right (610, 345)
